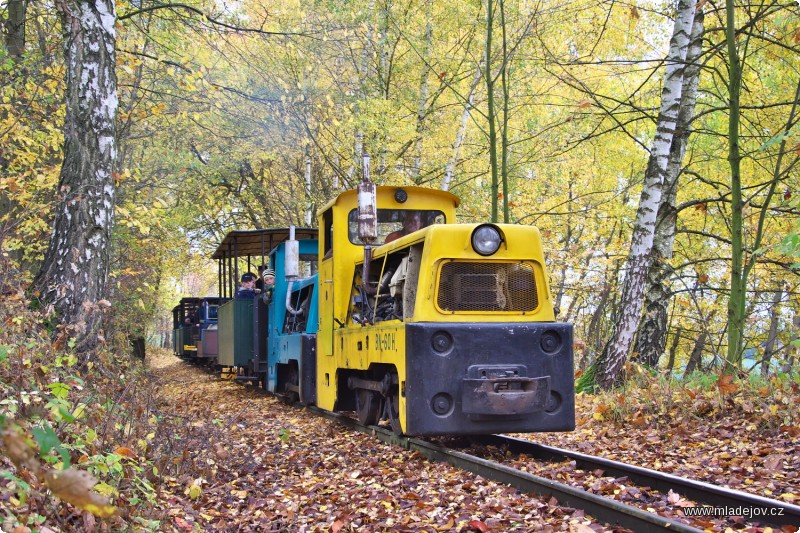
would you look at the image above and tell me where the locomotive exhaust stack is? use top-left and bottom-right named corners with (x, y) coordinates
top-left (285, 226), bottom-right (302, 316)
top-left (358, 153), bottom-right (378, 299)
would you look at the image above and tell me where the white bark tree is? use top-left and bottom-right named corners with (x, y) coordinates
top-left (591, 0), bottom-right (697, 389)
top-left (34, 0), bottom-right (118, 352)
top-left (634, 7), bottom-right (705, 368)
top-left (442, 65), bottom-right (482, 192)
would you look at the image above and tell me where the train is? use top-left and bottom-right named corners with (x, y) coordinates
top-left (173, 181), bottom-right (575, 436)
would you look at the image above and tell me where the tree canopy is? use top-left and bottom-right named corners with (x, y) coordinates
top-left (1, 0), bottom-right (798, 376)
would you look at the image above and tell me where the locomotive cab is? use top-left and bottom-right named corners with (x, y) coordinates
top-left (265, 237), bottom-right (319, 403)
top-left (316, 186), bottom-right (575, 436)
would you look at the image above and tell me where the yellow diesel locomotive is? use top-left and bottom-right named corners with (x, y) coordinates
top-left (314, 182), bottom-right (574, 435)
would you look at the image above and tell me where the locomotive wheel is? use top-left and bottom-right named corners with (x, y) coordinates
top-left (384, 392), bottom-right (402, 435)
top-left (382, 372), bottom-right (401, 435)
top-left (355, 389), bottom-right (381, 425)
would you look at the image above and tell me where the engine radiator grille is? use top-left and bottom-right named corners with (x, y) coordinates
top-left (437, 262), bottom-right (538, 312)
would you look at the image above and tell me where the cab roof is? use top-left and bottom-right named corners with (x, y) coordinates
top-left (211, 227), bottom-right (318, 260)
top-left (317, 185), bottom-right (461, 214)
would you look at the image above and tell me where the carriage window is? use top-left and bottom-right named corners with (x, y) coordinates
top-left (347, 209), bottom-right (445, 245)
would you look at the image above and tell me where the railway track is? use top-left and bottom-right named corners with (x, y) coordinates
top-left (307, 406), bottom-right (800, 533)
top-left (188, 359), bottom-right (799, 531)
top-left (475, 434), bottom-right (800, 529)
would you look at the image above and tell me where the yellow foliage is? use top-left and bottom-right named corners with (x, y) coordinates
top-left (44, 469), bottom-right (117, 518)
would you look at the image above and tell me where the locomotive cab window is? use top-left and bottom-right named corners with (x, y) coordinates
top-left (347, 209), bottom-right (445, 245)
top-left (284, 283), bottom-right (314, 334)
top-left (298, 253), bottom-right (319, 277)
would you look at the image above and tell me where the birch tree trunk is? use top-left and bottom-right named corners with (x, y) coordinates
top-left (410, 0), bottom-right (432, 183)
top-left (634, 8), bottom-right (704, 368)
top-left (304, 145), bottom-right (313, 226)
top-left (346, 0), bottom-right (376, 182)
top-left (33, 0), bottom-right (118, 353)
top-left (442, 65), bottom-right (482, 191)
top-left (593, 0), bottom-right (695, 390)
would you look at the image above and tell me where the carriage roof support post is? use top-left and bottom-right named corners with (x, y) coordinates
top-left (233, 238), bottom-right (239, 294)
top-left (228, 240), bottom-right (234, 299)
top-left (218, 257), bottom-right (223, 299)
top-left (227, 255), bottom-right (230, 298)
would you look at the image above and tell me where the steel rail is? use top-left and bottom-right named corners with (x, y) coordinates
top-left (307, 407), bottom-right (703, 533)
top-left (476, 434), bottom-right (800, 529)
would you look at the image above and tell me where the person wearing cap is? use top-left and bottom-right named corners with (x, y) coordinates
top-left (236, 272), bottom-right (258, 299)
top-left (260, 268), bottom-right (276, 303)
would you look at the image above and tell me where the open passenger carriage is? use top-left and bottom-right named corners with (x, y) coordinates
top-left (211, 228), bottom-right (318, 391)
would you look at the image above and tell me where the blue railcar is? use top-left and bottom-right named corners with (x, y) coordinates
top-left (264, 238), bottom-right (319, 403)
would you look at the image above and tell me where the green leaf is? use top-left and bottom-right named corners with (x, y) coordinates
top-left (57, 407), bottom-right (76, 423)
top-left (58, 447), bottom-right (71, 469)
top-left (47, 382), bottom-right (70, 400)
top-left (32, 423), bottom-right (61, 455)
top-left (758, 131), bottom-right (788, 151)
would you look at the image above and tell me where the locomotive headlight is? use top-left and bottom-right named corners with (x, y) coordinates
top-left (471, 224), bottom-right (503, 256)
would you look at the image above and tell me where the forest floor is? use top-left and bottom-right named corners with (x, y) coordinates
top-left (147, 349), bottom-right (594, 532)
top-left (145, 349), bottom-right (800, 533)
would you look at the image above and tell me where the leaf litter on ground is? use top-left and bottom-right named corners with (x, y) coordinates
top-left (147, 349), bottom-right (610, 532)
